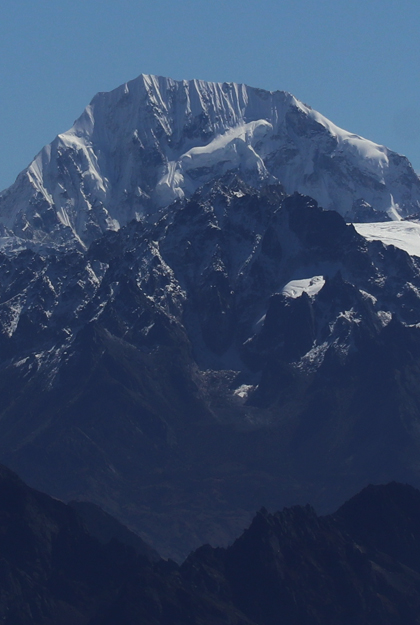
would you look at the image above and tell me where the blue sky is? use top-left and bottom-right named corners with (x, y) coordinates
top-left (1, 0), bottom-right (420, 191)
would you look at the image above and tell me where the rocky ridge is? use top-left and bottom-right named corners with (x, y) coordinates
top-left (1, 463), bottom-right (420, 624)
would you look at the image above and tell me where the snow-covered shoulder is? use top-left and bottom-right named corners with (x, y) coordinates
top-left (154, 120), bottom-right (273, 206)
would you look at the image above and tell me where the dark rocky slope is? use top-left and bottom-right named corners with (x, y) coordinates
top-left (1, 180), bottom-right (420, 558)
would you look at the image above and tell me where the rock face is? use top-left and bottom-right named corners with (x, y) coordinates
top-left (1, 177), bottom-right (420, 558)
top-left (1, 465), bottom-right (420, 625)
top-left (1, 74), bottom-right (420, 248)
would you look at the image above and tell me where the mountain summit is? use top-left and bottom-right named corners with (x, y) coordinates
top-left (1, 74), bottom-right (419, 249)
top-left (1, 75), bottom-right (420, 558)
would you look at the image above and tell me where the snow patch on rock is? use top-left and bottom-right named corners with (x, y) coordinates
top-left (282, 276), bottom-right (325, 299)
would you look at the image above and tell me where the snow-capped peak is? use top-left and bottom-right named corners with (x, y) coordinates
top-left (1, 73), bottom-right (420, 249)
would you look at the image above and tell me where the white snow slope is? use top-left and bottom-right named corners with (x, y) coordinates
top-left (1, 73), bottom-right (420, 248)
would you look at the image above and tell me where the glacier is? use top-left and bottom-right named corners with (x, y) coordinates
top-left (353, 221), bottom-right (420, 258)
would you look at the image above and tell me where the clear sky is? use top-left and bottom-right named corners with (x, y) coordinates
top-left (1, 0), bottom-right (420, 192)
